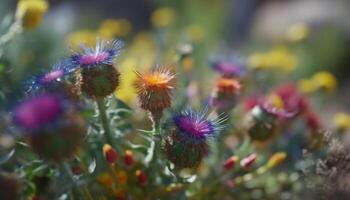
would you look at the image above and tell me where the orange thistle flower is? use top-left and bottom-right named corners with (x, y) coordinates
top-left (216, 78), bottom-right (241, 95)
top-left (134, 68), bottom-right (176, 124)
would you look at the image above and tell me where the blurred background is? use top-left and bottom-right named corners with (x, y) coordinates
top-left (1, 0), bottom-right (350, 110)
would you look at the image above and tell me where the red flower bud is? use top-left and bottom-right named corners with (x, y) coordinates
top-left (223, 156), bottom-right (239, 171)
top-left (124, 150), bottom-right (134, 167)
top-left (135, 170), bottom-right (147, 186)
top-left (103, 144), bottom-right (118, 164)
top-left (71, 166), bottom-right (82, 175)
top-left (240, 154), bottom-right (257, 170)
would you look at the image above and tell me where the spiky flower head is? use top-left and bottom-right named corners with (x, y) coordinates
top-left (164, 108), bottom-right (226, 169)
top-left (212, 60), bottom-right (245, 78)
top-left (209, 77), bottom-right (241, 114)
top-left (71, 40), bottom-right (123, 98)
top-left (25, 60), bottom-right (75, 93)
top-left (134, 68), bottom-right (176, 123)
top-left (69, 40), bottom-right (123, 68)
top-left (13, 93), bottom-right (86, 162)
top-left (172, 108), bottom-right (226, 143)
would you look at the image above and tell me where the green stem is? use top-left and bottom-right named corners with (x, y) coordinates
top-left (96, 98), bottom-right (114, 145)
top-left (61, 163), bottom-right (91, 200)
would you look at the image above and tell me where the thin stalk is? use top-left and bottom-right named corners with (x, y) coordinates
top-left (61, 163), bottom-right (93, 200)
top-left (96, 98), bottom-right (114, 145)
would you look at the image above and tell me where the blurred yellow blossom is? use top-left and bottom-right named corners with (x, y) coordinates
top-left (286, 23), bottom-right (310, 42)
top-left (298, 79), bottom-right (317, 94)
top-left (333, 113), bottom-right (350, 133)
top-left (16, 0), bottom-right (49, 29)
top-left (312, 71), bottom-right (337, 93)
top-left (268, 94), bottom-right (284, 109)
top-left (99, 19), bottom-right (132, 38)
top-left (151, 7), bottom-right (176, 28)
top-left (186, 25), bottom-right (205, 42)
top-left (98, 172), bottom-right (113, 187)
top-left (116, 170), bottom-right (128, 185)
top-left (248, 46), bottom-right (297, 72)
top-left (65, 30), bottom-right (97, 50)
top-left (115, 58), bottom-right (138, 104)
top-left (267, 152), bottom-right (287, 168)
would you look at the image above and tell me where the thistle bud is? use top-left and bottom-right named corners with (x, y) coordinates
top-left (240, 154), bottom-right (257, 170)
top-left (135, 170), bottom-right (147, 186)
top-left (124, 150), bottom-right (134, 167)
top-left (13, 93), bottom-right (86, 162)
top-left (103, 144), bottom-right (118, 164)
top-left (164, 130), bottom-right (209, 169)
top-left (209, 78), bottom-right (241, 114)
top-left (267, 152), bottom-right (287, 168)
top-left (69, 40), bottom-right (123, 98)
top-left (71, 166), bottom-right (82, 175)
top-left (134, 68), bottom-right (176, 124)
top-left (223, 156), bottom-right (239, 171)
top-left (164, 108), bottom-right (226, 169)
top-left (243, 105), bottom-right (277, 141)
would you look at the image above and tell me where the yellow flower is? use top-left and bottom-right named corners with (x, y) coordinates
top-left (248, 46), bottom-right (297, 72)
top-left (247, 53), bottom-right (268, 69)
top-left (99, 19), bottom-right (132, 38)
top-left (298, 79), bottom-right (317, 94)
top-left (268, 94), bottom-right (284, 109)
top-left (333, 113), bottom-right (350, 133)
top-left (16, 0), bottom-right (49, 29)
top-left (65, 30), bottom-right (97, 50)
top-left (267, 152), bottom-right (287, 168)
top-left (186, 25), bottom-right (205, 42)
top-left (98, 172), bottom-right (113, 187)
top-left (312, 71), bottom-right (337, 93)
top-left (286, 23), bottom-right (310, 42)
top-left (116, 170), bottom-right (128, 185)
top-left (115, 58), bottom-right (138, 104)
top-left (151, 7), bottom-right (176, 28)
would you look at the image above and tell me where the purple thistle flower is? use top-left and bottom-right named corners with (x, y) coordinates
top-left (212, 60), bottom-right (245, 77)
top-left (173, 108), bottom-right (226, 143)
top-left (260, 101), bottom-right (297, 119)
top-left (13, 93), bottom-right (66, 130)
top-left (69, 40), bottom-right (123, 68)
top-left (24, 60), bottom-right (74, 92)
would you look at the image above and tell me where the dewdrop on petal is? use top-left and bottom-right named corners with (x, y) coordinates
top-left (16, 0), bottom-right (49, 30)
top-left (134, 68), bottom-right (176, 125)
top-left (164, 108), bottom-right (226, 169)
top-left (103, 144), bottom-right (118, 164)
top-left (71, 40), bottom-right (123, 98)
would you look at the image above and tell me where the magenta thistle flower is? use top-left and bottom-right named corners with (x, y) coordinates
top-left (12, 93), bottom-right (86, 161)
top-left (24, 60), bottom-right (74, 92)
top-left (212, 60), bottom-right (245, 77)
top-left (13, 93), bottom-right (64, 130)
top-left (69, 40), bottom-right (123, 68)
top-left (173, 108), bottom-right (226, 143)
